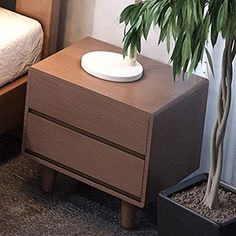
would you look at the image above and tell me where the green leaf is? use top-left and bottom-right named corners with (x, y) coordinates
top-left (162, 7), bottom-right (172, 27)
top-left (188, 45), bottom-right (200, 76)
top-left (120, 0), bottom-right (236, 83)
top-left (120, 4), bottom-right (136, 24)
top-left (205, 47), bottom-right (215, 77)
top-left (211, 22), bottom-right (218, 46)
top-left (181, 33), bottom-right (191, 65)
top-left (216, 4), bottom-right (226, 31)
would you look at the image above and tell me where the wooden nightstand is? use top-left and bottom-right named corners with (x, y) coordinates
top-left (22, 37), bottom-right (208, 229)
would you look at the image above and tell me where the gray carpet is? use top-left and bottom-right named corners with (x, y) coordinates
top-left (0, 135), bottom-right (157, 236)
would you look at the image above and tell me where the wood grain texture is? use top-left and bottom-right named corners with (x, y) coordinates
top-left (121, 201), bottom-right (136, 230)
top-left (0, 75), bottom-right (27, 97)
top-left (23, 38), bottom-right (209, 212)
top-left (26, 113), bottom-right (144, 197)
top-left (143, 81), bottom-right (209, 204)
top-left (16, 0), bottom-right (61, 58)
top-left (0, 75), bottom-right (27, 135)
top-left (25, 152), bottom-right (142, 207)
top-left (41, 166), bottom-right (57, 193)
top-left (32, 37), bottom-right (207, 114)
top-left (0, 0), bottom-right (61, 135)
top-left (28, 68), bottom-right (149, 155)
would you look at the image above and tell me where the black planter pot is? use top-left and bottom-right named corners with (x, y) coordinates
top-left (157, 174), bottom-right (236, 236)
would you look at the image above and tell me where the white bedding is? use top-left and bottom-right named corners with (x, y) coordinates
top-left (0, 7), bottom-right (43, 87)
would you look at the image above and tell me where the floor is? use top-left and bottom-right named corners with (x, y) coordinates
top-left (0, 134), bottom-right (158, 236)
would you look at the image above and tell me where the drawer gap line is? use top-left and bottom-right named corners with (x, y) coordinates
top-left (28, 108), bottom-right (145, 160)
top-left (25, 149), bottom-right (141, 202)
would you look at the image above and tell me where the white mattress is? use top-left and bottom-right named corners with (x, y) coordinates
top-left (0, 7), bottom-right (43, 87)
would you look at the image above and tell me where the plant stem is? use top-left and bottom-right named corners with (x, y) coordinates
top-left (124, 45), bottom-right (137, 66)
top-left (203, 37), bottom-right (236, 209)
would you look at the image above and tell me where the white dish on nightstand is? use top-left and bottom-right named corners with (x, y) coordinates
top-left (81, 51), bottom-right (143, 82)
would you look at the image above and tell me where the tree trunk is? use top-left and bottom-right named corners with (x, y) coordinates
top-left (203, 37), bottom-right (236, 209)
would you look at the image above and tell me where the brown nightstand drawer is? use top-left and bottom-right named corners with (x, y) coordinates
top-left (28, 71), bottom-right (149, 156)
top-left (25, 113), bottom-right (144, 198)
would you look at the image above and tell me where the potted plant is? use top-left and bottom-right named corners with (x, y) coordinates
top-left (120, 0), bottom-right (236, 235)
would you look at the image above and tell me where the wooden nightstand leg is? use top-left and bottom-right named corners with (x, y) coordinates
top-left (121, 200), bottom-right (136, 230)
top-left (42, 166), bottom-right (57, 194)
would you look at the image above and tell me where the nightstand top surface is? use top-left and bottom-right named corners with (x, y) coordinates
top-left (31, 37), bottom-right (208, 114)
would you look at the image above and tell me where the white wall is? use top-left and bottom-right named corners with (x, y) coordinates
top-left (59, 0), bottom-right (170, 64)
top-left (92, 0), bottom-right (170, 64)
top-left (58, 0), bottom-right (95, 49)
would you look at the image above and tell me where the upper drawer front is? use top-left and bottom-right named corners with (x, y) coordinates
top-left (26, 113), bottom-right (144, 198)
top-left (28, 71), bottom-right (149, 155)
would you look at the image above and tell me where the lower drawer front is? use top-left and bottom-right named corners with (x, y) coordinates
top-left (26, 113), bottom-right (144, 198)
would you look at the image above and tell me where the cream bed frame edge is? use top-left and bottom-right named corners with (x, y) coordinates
top-left (0, 0), bottom-right (61, 135)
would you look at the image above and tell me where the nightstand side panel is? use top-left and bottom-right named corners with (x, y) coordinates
top-left (144, 81), bottom-right (209, 204)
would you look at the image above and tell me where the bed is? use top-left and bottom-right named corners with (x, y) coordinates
top-left (0, 0), bottom-right (61, 135)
